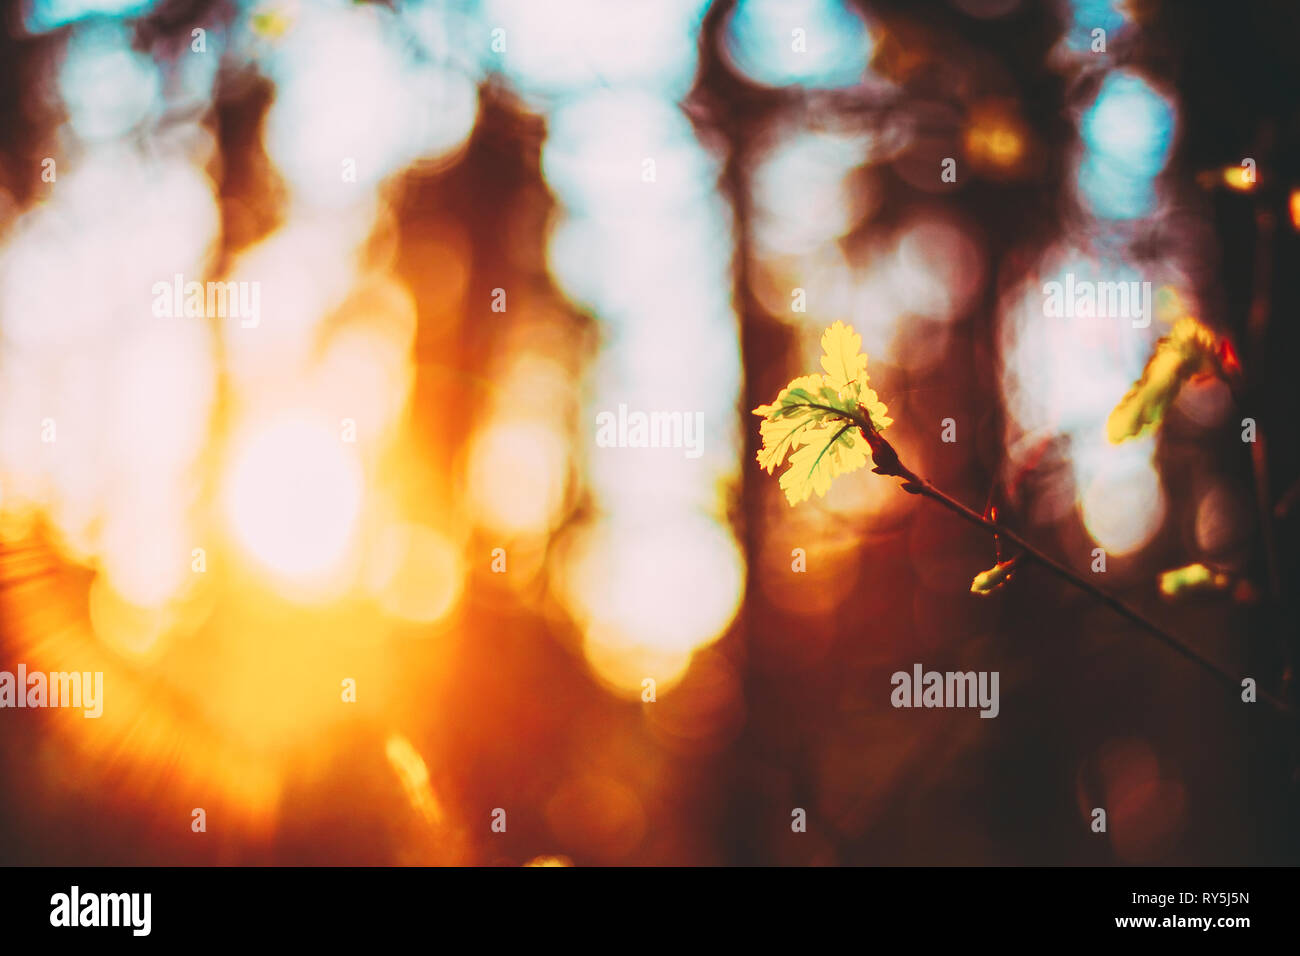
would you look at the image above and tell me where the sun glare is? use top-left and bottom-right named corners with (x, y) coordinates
top-left (221, 415), bottom-right (365, 595)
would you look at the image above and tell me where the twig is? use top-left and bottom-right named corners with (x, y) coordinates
top-left (831, 406), bottom-right (1294, 718)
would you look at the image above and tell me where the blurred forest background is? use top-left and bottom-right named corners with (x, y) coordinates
top-left (0, 0), bottom-right (1298, 865)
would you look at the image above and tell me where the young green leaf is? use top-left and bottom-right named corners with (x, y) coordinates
top-left (970, 557), bottom-right (1018, 595)
top-left (777, 420), bottom-right (870, 505)
top-left (753, 322), bottom-right (892, 505)
top-left (1157, 562), bottom-right (1231, 598)
top-left (1106, 317), bottom-right (1220, 444)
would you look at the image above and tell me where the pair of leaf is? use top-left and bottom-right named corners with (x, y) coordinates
top-left (753, 322), bottom-right (893, 506)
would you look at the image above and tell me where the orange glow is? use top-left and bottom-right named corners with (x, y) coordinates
top-left (964, 100), bottom-right (1029, 177)
top-left (87, 575), bottom-right (178, 659)
top-left (366, 523), bottom-right (464, 624)
top-left (970, 125), bottom-right (1023, 166)
top-left (1290, 188), bottom-right (1300, 230)
top-left (1222, 165), bottom-right (1256, 191)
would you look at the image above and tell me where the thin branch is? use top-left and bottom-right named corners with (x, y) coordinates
top-left (833, 407), bottom-right (1294, 719)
